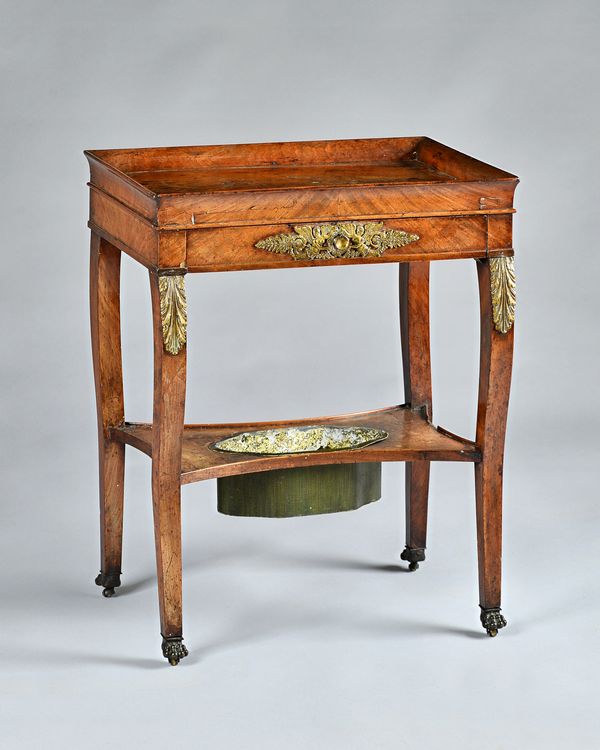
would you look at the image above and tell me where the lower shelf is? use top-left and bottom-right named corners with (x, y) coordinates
top-left (111, 405), bottom-right (480, 485)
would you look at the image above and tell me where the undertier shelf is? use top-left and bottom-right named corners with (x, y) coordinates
top-left (111, 405), bottom-right (480, 485)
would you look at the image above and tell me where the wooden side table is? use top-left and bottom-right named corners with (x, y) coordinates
top-left (86, 137), bottom-right (518, 665)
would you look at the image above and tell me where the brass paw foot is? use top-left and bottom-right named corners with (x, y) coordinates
top-left (161, 636), bottom-right (188, 666)
top-left (95, 571), bottom-right (121, 598)
top-left (480, 607), bottom-right (507, 637)
top-left (400, 547), bottom-right (426, 571)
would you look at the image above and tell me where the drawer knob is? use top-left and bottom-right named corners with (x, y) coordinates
top-left (332, 234), bottom-right (350, 252)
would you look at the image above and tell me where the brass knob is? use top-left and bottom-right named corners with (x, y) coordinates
top-left (332, 234), bottom-right (350, 252)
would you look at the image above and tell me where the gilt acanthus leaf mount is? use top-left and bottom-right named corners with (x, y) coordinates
top-left (158, 273), bottom-right (187, 355)
top-left (489, 256), bottom-right (516, 334)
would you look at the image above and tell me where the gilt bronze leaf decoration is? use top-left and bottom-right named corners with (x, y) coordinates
top-left (489, 256), bottom-right (516, 334)
top-left (255, 222), bottom-right (419, 260)
top-left (158, 274), bottom-right (187, 355)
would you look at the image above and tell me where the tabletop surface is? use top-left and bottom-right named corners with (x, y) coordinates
top-left (85, 136), bottom-right (517, 198)
top-left (125, 161), bottom-right (455, 195)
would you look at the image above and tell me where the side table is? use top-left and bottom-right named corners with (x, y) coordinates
top-left (86, 137), bottom-right (518, 665)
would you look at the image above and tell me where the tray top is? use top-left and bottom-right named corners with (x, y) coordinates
top-left (122, 162), bottom-right (455, 196)
top-left (85, 136), bottom-right (517, 197)
top-left (86, 137), bottom-right (518, 231)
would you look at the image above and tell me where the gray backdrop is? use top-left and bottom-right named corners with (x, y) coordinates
top-left (1, 1), bottom-right (599, 748)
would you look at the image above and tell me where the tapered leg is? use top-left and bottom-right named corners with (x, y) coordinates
top-left (149, 270), bottom-right (188, 664)
top-left (399, 262), bottom-right (432, 570)
top-left (475, 258), bottom-right (515, 636)
top-left (90, 234), bottom-right (125, 597)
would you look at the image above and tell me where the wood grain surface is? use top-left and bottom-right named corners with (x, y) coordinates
top-left (111, 405), bottom-right (480, 485)
top-left (475, 259), bottom-right (515, 611)
top-left (400, 261), bottom-right (432, 557)
top-left (149, 270), bottom-right (187, 640)
top-left (90, 234), bottom-right (125, 586)
top-left (87, 135), bottom-right (518, 658)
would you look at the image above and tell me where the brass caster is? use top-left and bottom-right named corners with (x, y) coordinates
top-left (480, 607), bottom-right (507, 637)
top-left (400, 547), bottom-right (425, 571)
top-left (162, 636), bottom-right (188, 666)
top-left (95, 571), bottom-right (121, 597)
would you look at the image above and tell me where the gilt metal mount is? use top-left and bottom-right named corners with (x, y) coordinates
top-left (489, 256), bottom-right (516, 334)
top-left (213, 425), bottom-right (388, 455)
top-left (158, 271), bottom-right (187, 355)
top-left (480, 607), bottom-right (507, 637)
top-left (255, 222), bottom-right (419, 261)
top-left (161, 636), bottom-right (188, 666)
top-left (400, 547), bottom-right (426, 571)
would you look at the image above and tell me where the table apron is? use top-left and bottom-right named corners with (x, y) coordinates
top-left (88, 185), bottom-right (514, 272)
top-left (185, 215), bottom-right (511, 272)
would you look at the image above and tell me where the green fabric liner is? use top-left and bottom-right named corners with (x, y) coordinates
top-left (217, 462), bottom-right (381, 518)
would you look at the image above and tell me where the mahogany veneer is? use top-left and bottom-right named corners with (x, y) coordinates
top-left (86, 136), bottom-right (518, 665)
top-left (112, 405), bottom-right (481, 484)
